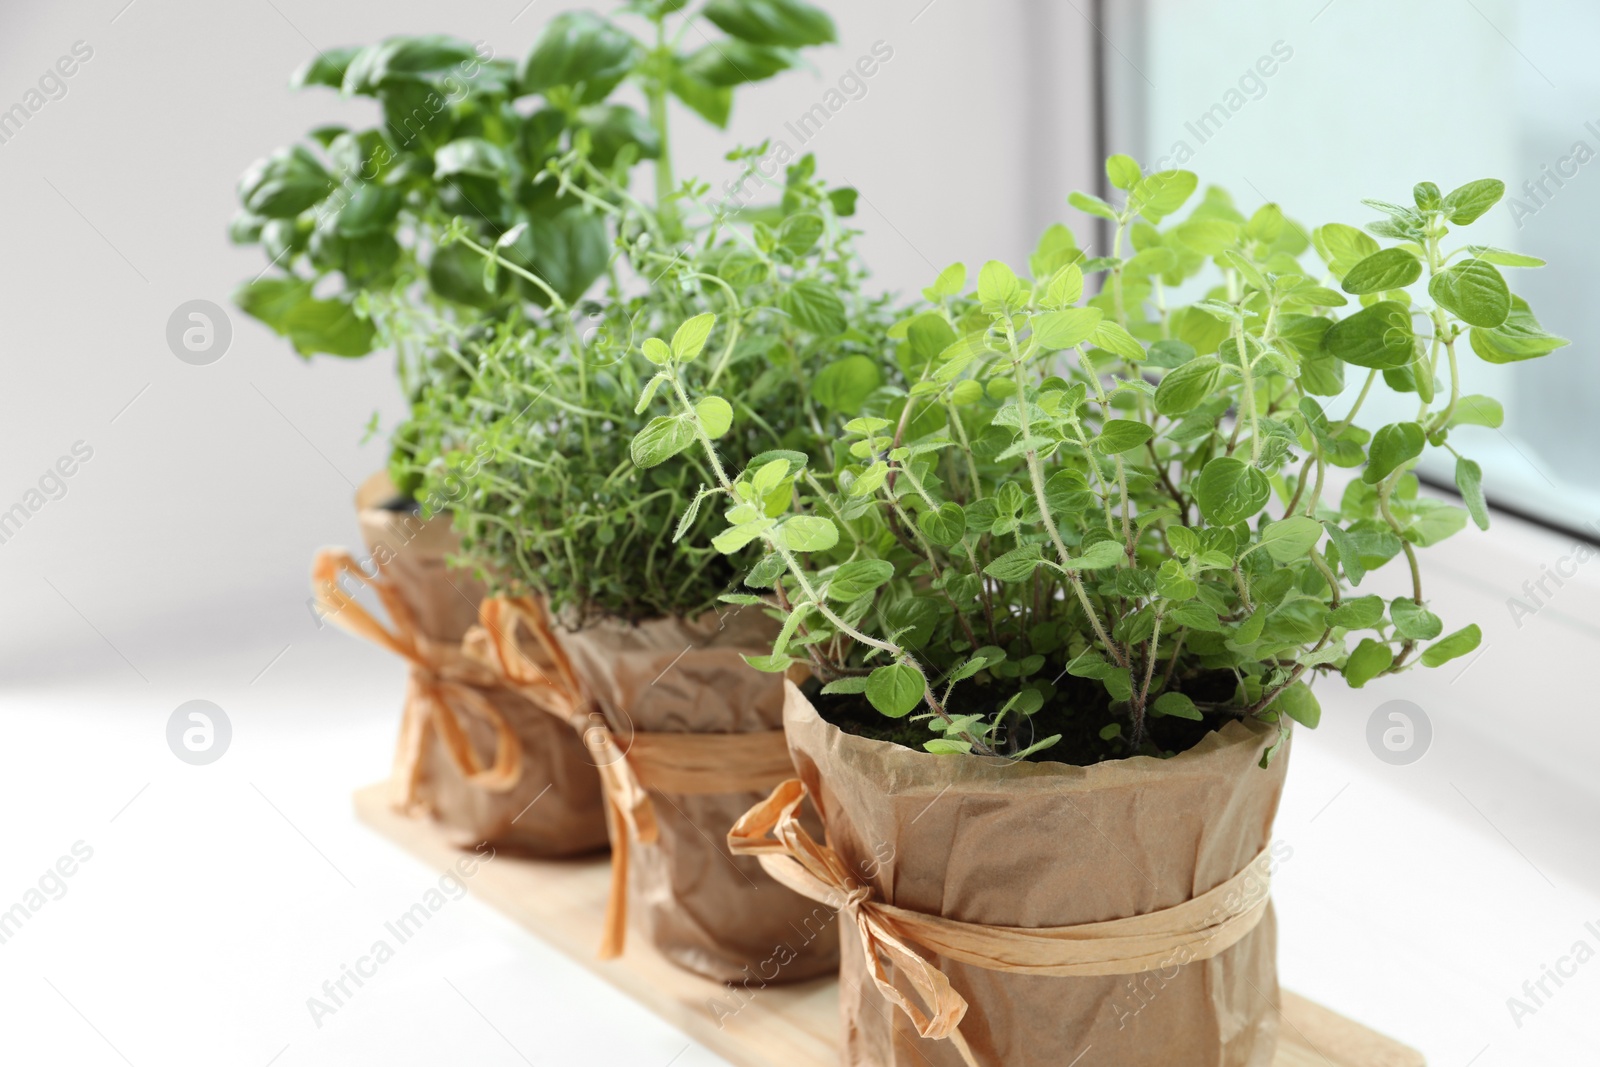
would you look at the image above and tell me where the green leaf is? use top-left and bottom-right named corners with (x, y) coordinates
top-left (1314, 222), bottom-right (1379, 275)
top-left (1195, 457), bottom-right (1272, 527)
top-left (1130, 170), bottom-right (1198, 221)
top-left (1270, 682), bottom-right (1321, 729)
top-left (1068, 190), bottom-right (1119, 221)
top-left (776, 515), bottom-right (838, 552)
top-left (924, 739), bottom-right (973, 755)
top-left (1341, 247), bottom-right (1422, 294)
top-left (1168, 602), bottom-right (1222, 632)
top-left (1095, 419), bottom-right (1154, 454)
top-left (1327, 595), bottom-right (1384, 629)
top-left (1152, 691), bottom-right (1202, 720)
top-left (679, 39), bottom-right (799, 86)
top-left (780, 279), bottom-right (847, 336)
top-left (641, 338), bottom-right (672, 366)
top-left (578, 103), bottom-right (661, 166)
top-left (776, 211), bottom-right (825, 256)
top-left (742, 653), bottom-right (794, 673)
top-left (520, 12), bottom-right (639, 103)
top-left (1032, 226), bottom-right (1081, 281)
top-left (713, 520), bottom-right (773, 554)
top-left (1030, 308), bottom-right (1102, 350)
top-left (233, 276), bottom-right (311, 335)
top-left (1154, 356), bottom-right (1222, 416)
top-left (1400, 500), bottom-right (1468, 547)
top-left (1173, 218), bottom-right (1240, 255)
top-left (985, 544), bottom-right (1044, 582)
top-left (630, 415), bottom-right (696, 468)
top-left (1321, 521), bottom-right (1367, 586)
top-left (703, 0), bottom-right (836, 47)
top-left (505, 208), bottom-right (610, 305)
top-left (291, 46), bottom-right (363, 90)
top-left (1155, 559), bottom-right (1197, 601)
top-left (1343, 639), bottom-right (1393, 688)
top-left (673, 487), bottom-right (711, 542)
top-left (282, 298), bottom-right (375, 357)
top-left (1105, 154), bottom-right (1142, 190)
top-left (1091, 321), bottom-right (1145, 361)
top-left (820, 676), bottom-right (869, 695)
top-left (1323, 300), bottom-right (1416, 369)
top-left (1468, 298), bottom-right (1569, 364)
top-left (1363, 422), bottom-right (1426, 484)
top-left (695, 396), bottom-right (734, 438)
top-left (343, 36), bottom-right (482, 94)
top-left (1252, 516), bottom-right (1323, 563)
top-left (672, 312), bottom-right (717, 361)
top-left (434, 138), bottom-right (508, 180)
top-left (977, 260), bottom-right (1022, 307)
top-left (635, 372), bottom-right (669, 414)
top-left (1462, 245), bottom-right (1544, 268)
top-left (1065, 540), bottom-right (1125, 571)
top-left (668, 67), bottom-right (732, 128)
top-left (1455, 456), bottom-right (1490, 531)
top-left (810, 355), bottom-right (882, 415)
top-left (865, 662), bottom-right (924, 718)
top-left (1430, 259), bottom-right (1510, 328)
top-left (925, 262), bottom-right (966, 299)
top-left (1450, 396), bottom-right (1505, 428)
top-left (237, 146), bottom-right (331, 218)
top-left (1421, 624), bottom-right (1481, 667)
top-left (825, 560), bottom-right (895, 602)
top-left (917, 502), bottom-right (967, 547)
top-left (1390, 597), bottom-right (1443, 640)
top-left (1011, 734), bottom-right (1063, 760)
top-left (1443, 179), bottom-right (1505, 224)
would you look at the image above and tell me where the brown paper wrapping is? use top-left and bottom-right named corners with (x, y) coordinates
top-left (354, 473), bottom-right (608, 857)
top-left (554, 609), bottom-right (841, 984)
top-left (782, 681), bottom-right (1289, 1067)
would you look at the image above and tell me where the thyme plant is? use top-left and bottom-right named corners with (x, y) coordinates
top-left (637, 160), bottom-right (1566, 764)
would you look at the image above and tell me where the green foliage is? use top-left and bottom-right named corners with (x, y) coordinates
top-left (231, 1), bottom-right (837, 479)
top-left (640, 161), bottom-right (1560, 764)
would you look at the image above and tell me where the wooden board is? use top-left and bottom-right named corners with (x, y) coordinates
top-left (354, 784), bottom-right (1424, 1067)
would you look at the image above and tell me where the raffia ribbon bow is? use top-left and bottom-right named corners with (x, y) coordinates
top-left (730, 778), bottom-right (1275, 1067)
top-left (312, 553), bottom-right (656, 958)
top-left (313, 550), bottom-right (794, 960)
top-left (468, 595), bottom-right (660, 960)
top-left (311, 549), bottom-right (523, 801)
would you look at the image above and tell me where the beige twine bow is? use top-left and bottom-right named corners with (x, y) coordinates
top-left (311, 549), bottom-right (523, 801)
top-left (314, 549), bottom-right (802, 961)
top-left (730, 778), bottom-right (1274, 1067)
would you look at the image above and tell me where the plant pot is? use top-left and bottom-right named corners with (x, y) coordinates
top-left (340, 471), bottom-right (609, 857)
top-left (762, 681), bottom-right (1289, 1067)
top-left (554, 610), bottom-right (841, 984)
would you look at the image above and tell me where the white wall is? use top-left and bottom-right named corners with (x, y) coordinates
top-left (0, 1), bottom-right (1096, 685)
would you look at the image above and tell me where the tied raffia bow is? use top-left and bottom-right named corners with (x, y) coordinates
top-left (469, 595), bottom-right (658, 960)
top-left (729, 779), bottom-right (1276, 1067)
top-left (311, 549), bottom-right (523, 803)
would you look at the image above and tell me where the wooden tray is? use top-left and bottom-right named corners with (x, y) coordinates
top-left (354, 784), bottom-right (1424, 1066)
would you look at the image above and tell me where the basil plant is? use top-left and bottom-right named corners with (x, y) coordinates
top-left (228, 0), bottom-right (839, 491)
top-left (635, 159), bottom-right (1566, 765)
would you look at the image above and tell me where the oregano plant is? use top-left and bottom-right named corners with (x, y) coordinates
top-left (637, 159), bottom-right (1566, 765)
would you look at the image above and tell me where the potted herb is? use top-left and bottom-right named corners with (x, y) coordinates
top-left (228, 17), bottom-right (667, 856)
top-left (396, 1), bottom-right (866, 978)
top-left (643, 163), bottom-right (1563, 1063)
